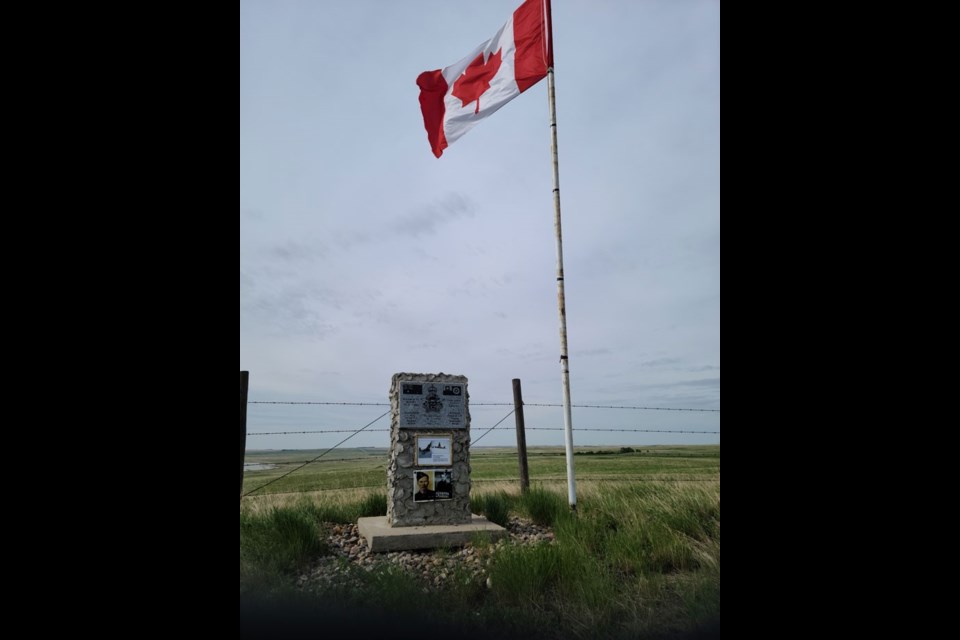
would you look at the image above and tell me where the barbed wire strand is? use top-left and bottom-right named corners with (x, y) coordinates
top-left (513, 427), bottom-right (720, 434)
top-left (470, 409), bottom-right (517, 446)
top-left (248, 451), bottom-right (720, 467)
top-left (527, 404), bottom-right (720, 412)
top-left (249, 401), bottom-right (389, 406)
top-left (471, 403), bottom-right (720, 412)
top-left (248, 427), bottom-right (719, 436)
top-left (241, 410), bottom-right (390, 498)
top-left (249, 429), bottom-right (391, 435)
top-left (249, 400), bottom-right (719, 412)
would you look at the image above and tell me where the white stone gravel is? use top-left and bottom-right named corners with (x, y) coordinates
top-left (298, 516), bottom-right (555, 592)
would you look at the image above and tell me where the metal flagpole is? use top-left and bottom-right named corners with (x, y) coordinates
top-left (545, 0), bottom-right (576, 511)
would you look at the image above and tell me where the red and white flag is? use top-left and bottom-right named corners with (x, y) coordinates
top-left (417, 0), bottom-right (552, 158)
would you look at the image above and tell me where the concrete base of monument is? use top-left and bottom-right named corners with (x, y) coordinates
top-left (358, 514), bottom-right (508, 553)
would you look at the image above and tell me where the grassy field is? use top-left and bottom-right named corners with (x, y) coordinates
top-left (242, 444), bottom-right (720, 498)
top-left (241, 445), bottom-right (720, 639)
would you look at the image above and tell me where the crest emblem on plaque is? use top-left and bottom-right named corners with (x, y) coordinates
top-left (422, 384), bottom-right (444, 413)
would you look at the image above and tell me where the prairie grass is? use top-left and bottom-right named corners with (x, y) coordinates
top-left (520, 485), bottom-right (570, 526)
top-left (481, 481), bottom-right (720, 639)
top-left (470, 490), bottom-right (514, 526)
top-left (240, 446), bottom-right (720, 638)
top-left (240, 491), bottom-right (387, 594)
top-left (240, 500), bottom-right (326, 593)
top-left (242, 488), bottom-right (385, 520)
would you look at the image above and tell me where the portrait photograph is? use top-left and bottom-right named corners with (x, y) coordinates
top-left (413, 469), bottom-right (453, 502)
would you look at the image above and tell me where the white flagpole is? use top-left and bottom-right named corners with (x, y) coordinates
top-left (545, 0), bottom-right (576, 511)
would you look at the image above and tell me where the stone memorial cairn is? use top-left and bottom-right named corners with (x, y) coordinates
top-left (387, 373), bottom-right (471, 526)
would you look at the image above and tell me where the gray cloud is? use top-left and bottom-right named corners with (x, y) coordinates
top-left (641, 357), bottom-right (683, 367)
top-left (270, 241), bottom-right (330, 263)
top-left (576, 348), bottom-right (613, 358)
top-left (391, 193), bottom-right (475, 239)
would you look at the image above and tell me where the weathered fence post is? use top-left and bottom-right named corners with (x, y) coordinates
top-left (513, 378), bottom-right (530, 493)
top-left (240, 371), bottom-right (249, 502)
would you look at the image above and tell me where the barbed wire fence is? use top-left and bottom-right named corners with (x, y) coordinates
top-left (248, 401), bottom-right (720, 411)
top-left (242, 410), bottom-right (390, 498)
top-left (241, 391), bottom-right (719, 499)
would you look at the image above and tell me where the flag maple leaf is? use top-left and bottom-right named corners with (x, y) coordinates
top-left (452, 48), bottom-right (503, 114)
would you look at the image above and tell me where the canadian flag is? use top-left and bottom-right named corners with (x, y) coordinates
top-left (417, 0), bottom-right (552, 158)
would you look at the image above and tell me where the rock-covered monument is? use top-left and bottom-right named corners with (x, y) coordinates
top-left (357, 372), bottom-right (506, 552)
top-left (387, 372), bottom-right (472, 525)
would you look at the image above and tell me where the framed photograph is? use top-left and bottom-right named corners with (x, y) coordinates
top-left (415, 434), bottom-right (452, 466)
top-left (414, 469), bottom-right (453, 502)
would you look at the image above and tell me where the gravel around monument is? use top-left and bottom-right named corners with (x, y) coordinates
top-left (299, 516), bottom-right (555, 592)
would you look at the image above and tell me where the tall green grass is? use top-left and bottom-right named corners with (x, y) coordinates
top-left (484, 483), bottom-right (720, 638)
top-left (240, 491), bottom-right (387, 594)
top-left (240, 500), bottom-right (326, 593)
top-left (241, 450), bottom-right (720, 639)
top-left (470, 490), bottom-right (514, 526)
top-left (520, 485), bottom-right (570, 526)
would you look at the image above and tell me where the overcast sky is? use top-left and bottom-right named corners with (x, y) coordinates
top-left (240, 0), bottom-right (720, 451)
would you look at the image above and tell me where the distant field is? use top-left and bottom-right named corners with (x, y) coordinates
top-left (242, 445), bottom-right (720, 498)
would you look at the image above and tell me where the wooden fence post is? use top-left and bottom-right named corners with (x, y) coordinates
top-left (240, 371), bottom-right (249, 502)
top-left (513, 378), bottom-right (530, 493)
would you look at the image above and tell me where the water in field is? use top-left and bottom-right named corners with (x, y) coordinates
top-left (244, 463), bottom-right (277, 471)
